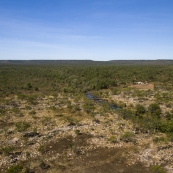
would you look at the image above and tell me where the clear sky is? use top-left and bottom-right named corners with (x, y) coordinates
top-left (0, 0), bottom-right (173, 61)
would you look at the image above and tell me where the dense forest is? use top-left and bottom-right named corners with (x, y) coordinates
top-left (0, 63), bottom-right (173, 95)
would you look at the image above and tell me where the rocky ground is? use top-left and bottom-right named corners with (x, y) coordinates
top-left (0, 90), bottom-right (173, 173)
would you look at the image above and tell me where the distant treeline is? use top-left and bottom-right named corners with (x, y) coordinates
top-left (0, 60), bottom-right (173, 66)
top-left (0, 64), bottom-right (173, 96)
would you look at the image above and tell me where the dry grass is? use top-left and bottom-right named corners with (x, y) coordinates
top-left (129, 83), bottom-right (154, 90)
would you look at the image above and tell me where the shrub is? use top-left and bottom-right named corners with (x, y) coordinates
top-left (166, 132), bottom-right (173, 142)
top-left (15, 122), bottom-right (30, 132)
top-left (121, 131), bottom-right (135, 143)
top-left (10, 107), bottom-right (17, 113)
top-left (111, 88), bottom-right (120, 95)
top-left (29, 110), bottom-right (36, 115)
top-left (108, 135), bottom-right (117, 143)
top-left (158, 120), bottom-right (173, 133)
top-left (74, 130), bottom-right (80, 135)
top-left (1, 146), bottom-right (14, 155)
top-left (6, 164), bottom-right (23, 173)
top-left (83, 100), bottom-right (95, 114)
top-left (27, 95), bottom-right (38, 105)
top-left (39, 161), bottom-right (50, 170)
top-left (26, 82), bottom-right (32, 90)
top-left (153, 136), bottom-right (167, 143)
top-left (148, 103), bottom-right (161, 119)
top-left (25, 105), bottom-right (32, 110)
top-left (35, 87), bottom-right (39, 91)
top-left (38, 145), bottom-right (45, 153)
top-left (118, 109), bottom-right (132, 120)
top-left (135, 104), bottom-right (146, 115)
top-left (0, 108), bottom-right (6, 116)
top-left (17, 93), bottom-right (26, 100)
top-left (49, 106), bottom-right (57, 111)
top-left (165, 112), bottom-right (173, 120)
top-left (118, 101), bottom-right (126, 108)
top-left (151, 165), bottom-right (166, 173)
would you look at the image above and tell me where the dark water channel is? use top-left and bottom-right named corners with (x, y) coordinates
top-left (86, 92), bottom-right (118, 110)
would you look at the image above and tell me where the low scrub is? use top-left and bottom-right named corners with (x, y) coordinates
top-left (6, 164), bottom-right (23, 173)
top-left (121, 131), bottom-right (135, 143)
top-left (15, 121), bottom-right (30, 132)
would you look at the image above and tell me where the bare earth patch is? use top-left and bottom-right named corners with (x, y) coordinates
top-left (129, 83), bottom-right (154, 90)
top-left (64, 147), bottom-right (151, 173)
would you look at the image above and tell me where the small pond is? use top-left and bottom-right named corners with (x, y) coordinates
top-left (86, 92), bottom-right (118, 110)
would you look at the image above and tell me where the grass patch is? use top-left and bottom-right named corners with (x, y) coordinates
top-left (15, 122), bottom-right (30, 132)
top-left (121, 131), bottom-right (135, 143)
top-left (151, 165), bottom-right (167, 173)
top-left (108, 135), bottom-right (117, 143)
top-left (6, 164), bottom-right (23, 173)
top-left (1, 146), bottom-right (14, 156)
top-left (153, 136), bottom-right (168, 144)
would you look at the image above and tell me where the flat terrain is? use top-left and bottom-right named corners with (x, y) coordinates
top-left (1, 63), bottom-right (173, 173)
top-left (0, 91), bottom-right (173, 173)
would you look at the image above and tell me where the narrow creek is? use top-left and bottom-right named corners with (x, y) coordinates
top-left (86, 92), bottom-right (118, 110)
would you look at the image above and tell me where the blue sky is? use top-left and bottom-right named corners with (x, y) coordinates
top-left (0, 0), bottom-right (173, 61)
